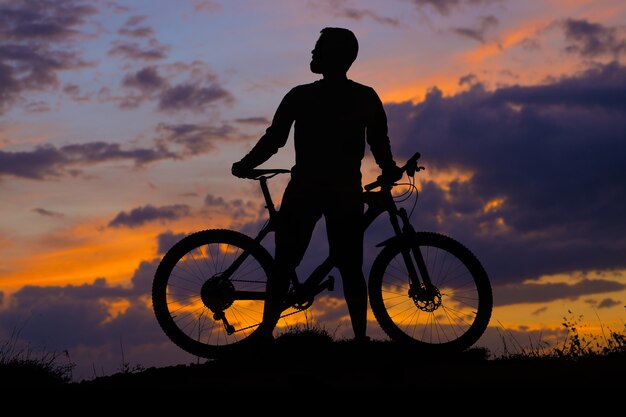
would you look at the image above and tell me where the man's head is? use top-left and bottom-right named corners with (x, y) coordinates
top-left (310, 27), bottom-right (359, 75)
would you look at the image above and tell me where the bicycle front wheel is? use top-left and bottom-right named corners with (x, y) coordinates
top-left (152, 229), bottom-right (274, 358)
top-left (369, 232), bottom-right (492, 353)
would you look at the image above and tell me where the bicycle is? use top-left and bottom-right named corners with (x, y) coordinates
top-left (152, 152), bottom-right (493, 357)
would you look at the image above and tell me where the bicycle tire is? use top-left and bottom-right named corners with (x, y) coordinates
top-left (369, 232), bottom-right (492, 353)
top-left (152, 229), bottom-right (275, 358)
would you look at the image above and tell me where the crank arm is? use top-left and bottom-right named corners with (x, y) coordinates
top-left (213, 311), bottom-right (235, 335)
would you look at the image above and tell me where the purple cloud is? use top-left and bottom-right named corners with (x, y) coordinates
top-left (453, 15), bottom-right (499, 44)
top-left (108, 204), bottom-right (192, 228)
top-left (314, 1), bottom-right (399, 26)
top-left (409, 0), bottom-right (501, 16)
top-left (32, 207), bottom-right (64, 218)
top-left (494, 279), bottom-right (626, 306)
top-left (0, 141), bottom-right (175, 180)
top-left (156, 122), bottom-right (239, 154)
top-left (118, 62), bottom-right (233, 113)
top-left (563, 19), bottom-right (626, 58)
top-left (0, 0), bottom-right (97, 113)
top-left (158, 83), bottom-right (232, 112)
top-left (117, 15), bottom-right (154, 38)
top-left (108, 39), bottom-right (169, 61)
top-left (384, 62), bottom-right (626, 286)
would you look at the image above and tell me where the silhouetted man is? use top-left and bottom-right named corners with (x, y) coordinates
top-left (232, 27), bottom-right (401, 342)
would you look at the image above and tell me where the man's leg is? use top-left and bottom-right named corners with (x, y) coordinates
top-left (263, 183), bottom-right (320, 331)
top-left (326, 189), bottom-right (367, 340)
top-left (338, 263), bottom-right (367, 340)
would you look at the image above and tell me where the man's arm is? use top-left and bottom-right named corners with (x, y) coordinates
top-left (366, 88), bottom-right (402, 180)
top-left (232, 90), bottom-right (296, 177)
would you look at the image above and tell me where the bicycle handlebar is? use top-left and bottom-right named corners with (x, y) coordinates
top-left (236, 151), bottom-right (422, 187)
top-left (241, 168), bottom-right (291, 180)
top-left (363, 151), bottom-right (423, 192)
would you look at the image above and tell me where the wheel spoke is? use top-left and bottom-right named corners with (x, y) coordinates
top-left (152, 230), bottom-right (273, 357)
top-left (369, 232), bottom-right (492, 351)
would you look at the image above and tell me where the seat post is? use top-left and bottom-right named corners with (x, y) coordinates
top-left (259, 176), bottom-right (277, 216)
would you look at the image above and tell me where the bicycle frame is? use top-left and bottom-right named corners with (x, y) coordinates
top-left (153, 150), bottom-right (492, 353)
top-left (230, 168), bottom-right (434, 305)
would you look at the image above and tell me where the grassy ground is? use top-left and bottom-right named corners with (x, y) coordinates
top-left (3, 317), bottom-right (625, 394)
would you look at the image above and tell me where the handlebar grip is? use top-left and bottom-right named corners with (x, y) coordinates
top-left (244, 168), bottom-right (290, 179)
top-left (364, 181), bottom-right (379, 191)
top-left (363, 151), bottom-right (422, 191)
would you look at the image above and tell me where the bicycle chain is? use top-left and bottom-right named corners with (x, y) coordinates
top-left (230, 305), bottom-right (307, 334)
top-left (223, 280), bottom-right (311, 333)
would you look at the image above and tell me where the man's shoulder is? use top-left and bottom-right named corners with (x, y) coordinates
top-left (283, 82), bottom-right (316, 98)
top-left (290, 80), bottom-right (322, 91)
top-left (290, 80), bottom-right (376, 93)
top-left (347, 79), bottom-right (374, 90)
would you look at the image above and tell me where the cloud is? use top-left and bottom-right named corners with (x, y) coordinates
top-left (156, 122), bottom-right (239, 155)
top-left (204, 193), bottom-right (257, 219)
top-left (119, 65), bottom-right (166, 107)
top-left (596, 298), bottom-right (623, 309)
top-left (107, 38), bottom-right (169, 61)
top-left (385, 61), bottom-right (626, 285)
top-left (0, 141), bottom-right (175, 180)
top-left (0, 260), bottom-right (171, 379)
top-left (118, 62), bottom-right (233, 113)
top-left (562, 18), bottom-right (626, 58)
top-left (311, 0), bottom-right (399, 26)
top-left (409, 0), bottom-right (501, 16)
top-left (63, 83), bottom-right (90, 102)
top-left (191, 0), bottom-right (221, 14)
top-left (0, 120), bottom-right (244, 181)
top-left (494, 279), bottom-right (626, 306)
top-left (235, 117), bottom-right (271, 125)
top-left (453, 15), bottom-right (498, 44)
top-left (32, 207), bottom-right (64, 218)
top-left (157, 231), bottom-right (187, 255)
top-left (117, 15), bottom-right (154, 38)
top-left (108, 204), bottom-right (192, 228)
top-left (158, 82), bottom-right (231, 112)
top-left (108, 13), bottom-right (169, 60)
top-left (122, 66), bottom-right (166, 91)
top-left (0, 0), bottom-right (97, 114)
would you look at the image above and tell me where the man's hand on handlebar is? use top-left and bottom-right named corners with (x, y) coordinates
top-left (231, 161), bottom-right (253, 178)
top-left (379, 164), bottom-right (404, 184)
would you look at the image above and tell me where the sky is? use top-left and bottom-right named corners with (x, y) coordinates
top-left (1, 0), bottom-right (625, 382)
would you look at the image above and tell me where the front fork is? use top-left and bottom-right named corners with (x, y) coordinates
top-left (391, 208), bottom-right (438, 301)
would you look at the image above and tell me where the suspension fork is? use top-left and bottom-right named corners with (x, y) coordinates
top-left (393, 208), bottom-right (435, 290)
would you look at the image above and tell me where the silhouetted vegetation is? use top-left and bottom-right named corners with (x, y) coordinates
top-left (495, 309), bottom-right (626, 361)
top-left (0, 328), bottom-right (74, 389)
top-left (2, 309), bottom-right (624, 392)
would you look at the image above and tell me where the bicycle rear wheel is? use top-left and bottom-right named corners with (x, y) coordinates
top-left (152, 229), bottom-right (274, 358)
top-left (369, 232), bottom-right (492, 353)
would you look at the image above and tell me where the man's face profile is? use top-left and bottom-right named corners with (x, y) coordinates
top-left (309, 29), bottom-right (357, 75)
top-left (310, 36), bottom-right (326, 74)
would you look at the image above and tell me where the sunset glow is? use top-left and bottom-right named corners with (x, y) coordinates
top-left (1, 0), bottom-right (625, 381)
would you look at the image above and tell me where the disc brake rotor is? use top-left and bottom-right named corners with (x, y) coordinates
top-left (409, 283), bottom-right (442, 312)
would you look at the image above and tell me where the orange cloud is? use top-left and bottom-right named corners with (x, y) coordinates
top-left (0, 211), bottom-right (242, 296)
top-left (381, 75), bottom-right (463, 105)
top-left (460, 18), bottom-right (551, 67)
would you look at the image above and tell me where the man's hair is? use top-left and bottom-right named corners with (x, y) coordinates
top-left (319, 27), bottom-right (359, 71)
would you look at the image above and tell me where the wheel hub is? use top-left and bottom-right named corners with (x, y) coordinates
top-left (200, 275), bottom-right (235, 313)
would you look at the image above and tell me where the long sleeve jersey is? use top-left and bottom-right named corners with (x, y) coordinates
top-left (238, 78), bottom-right (396, 189)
